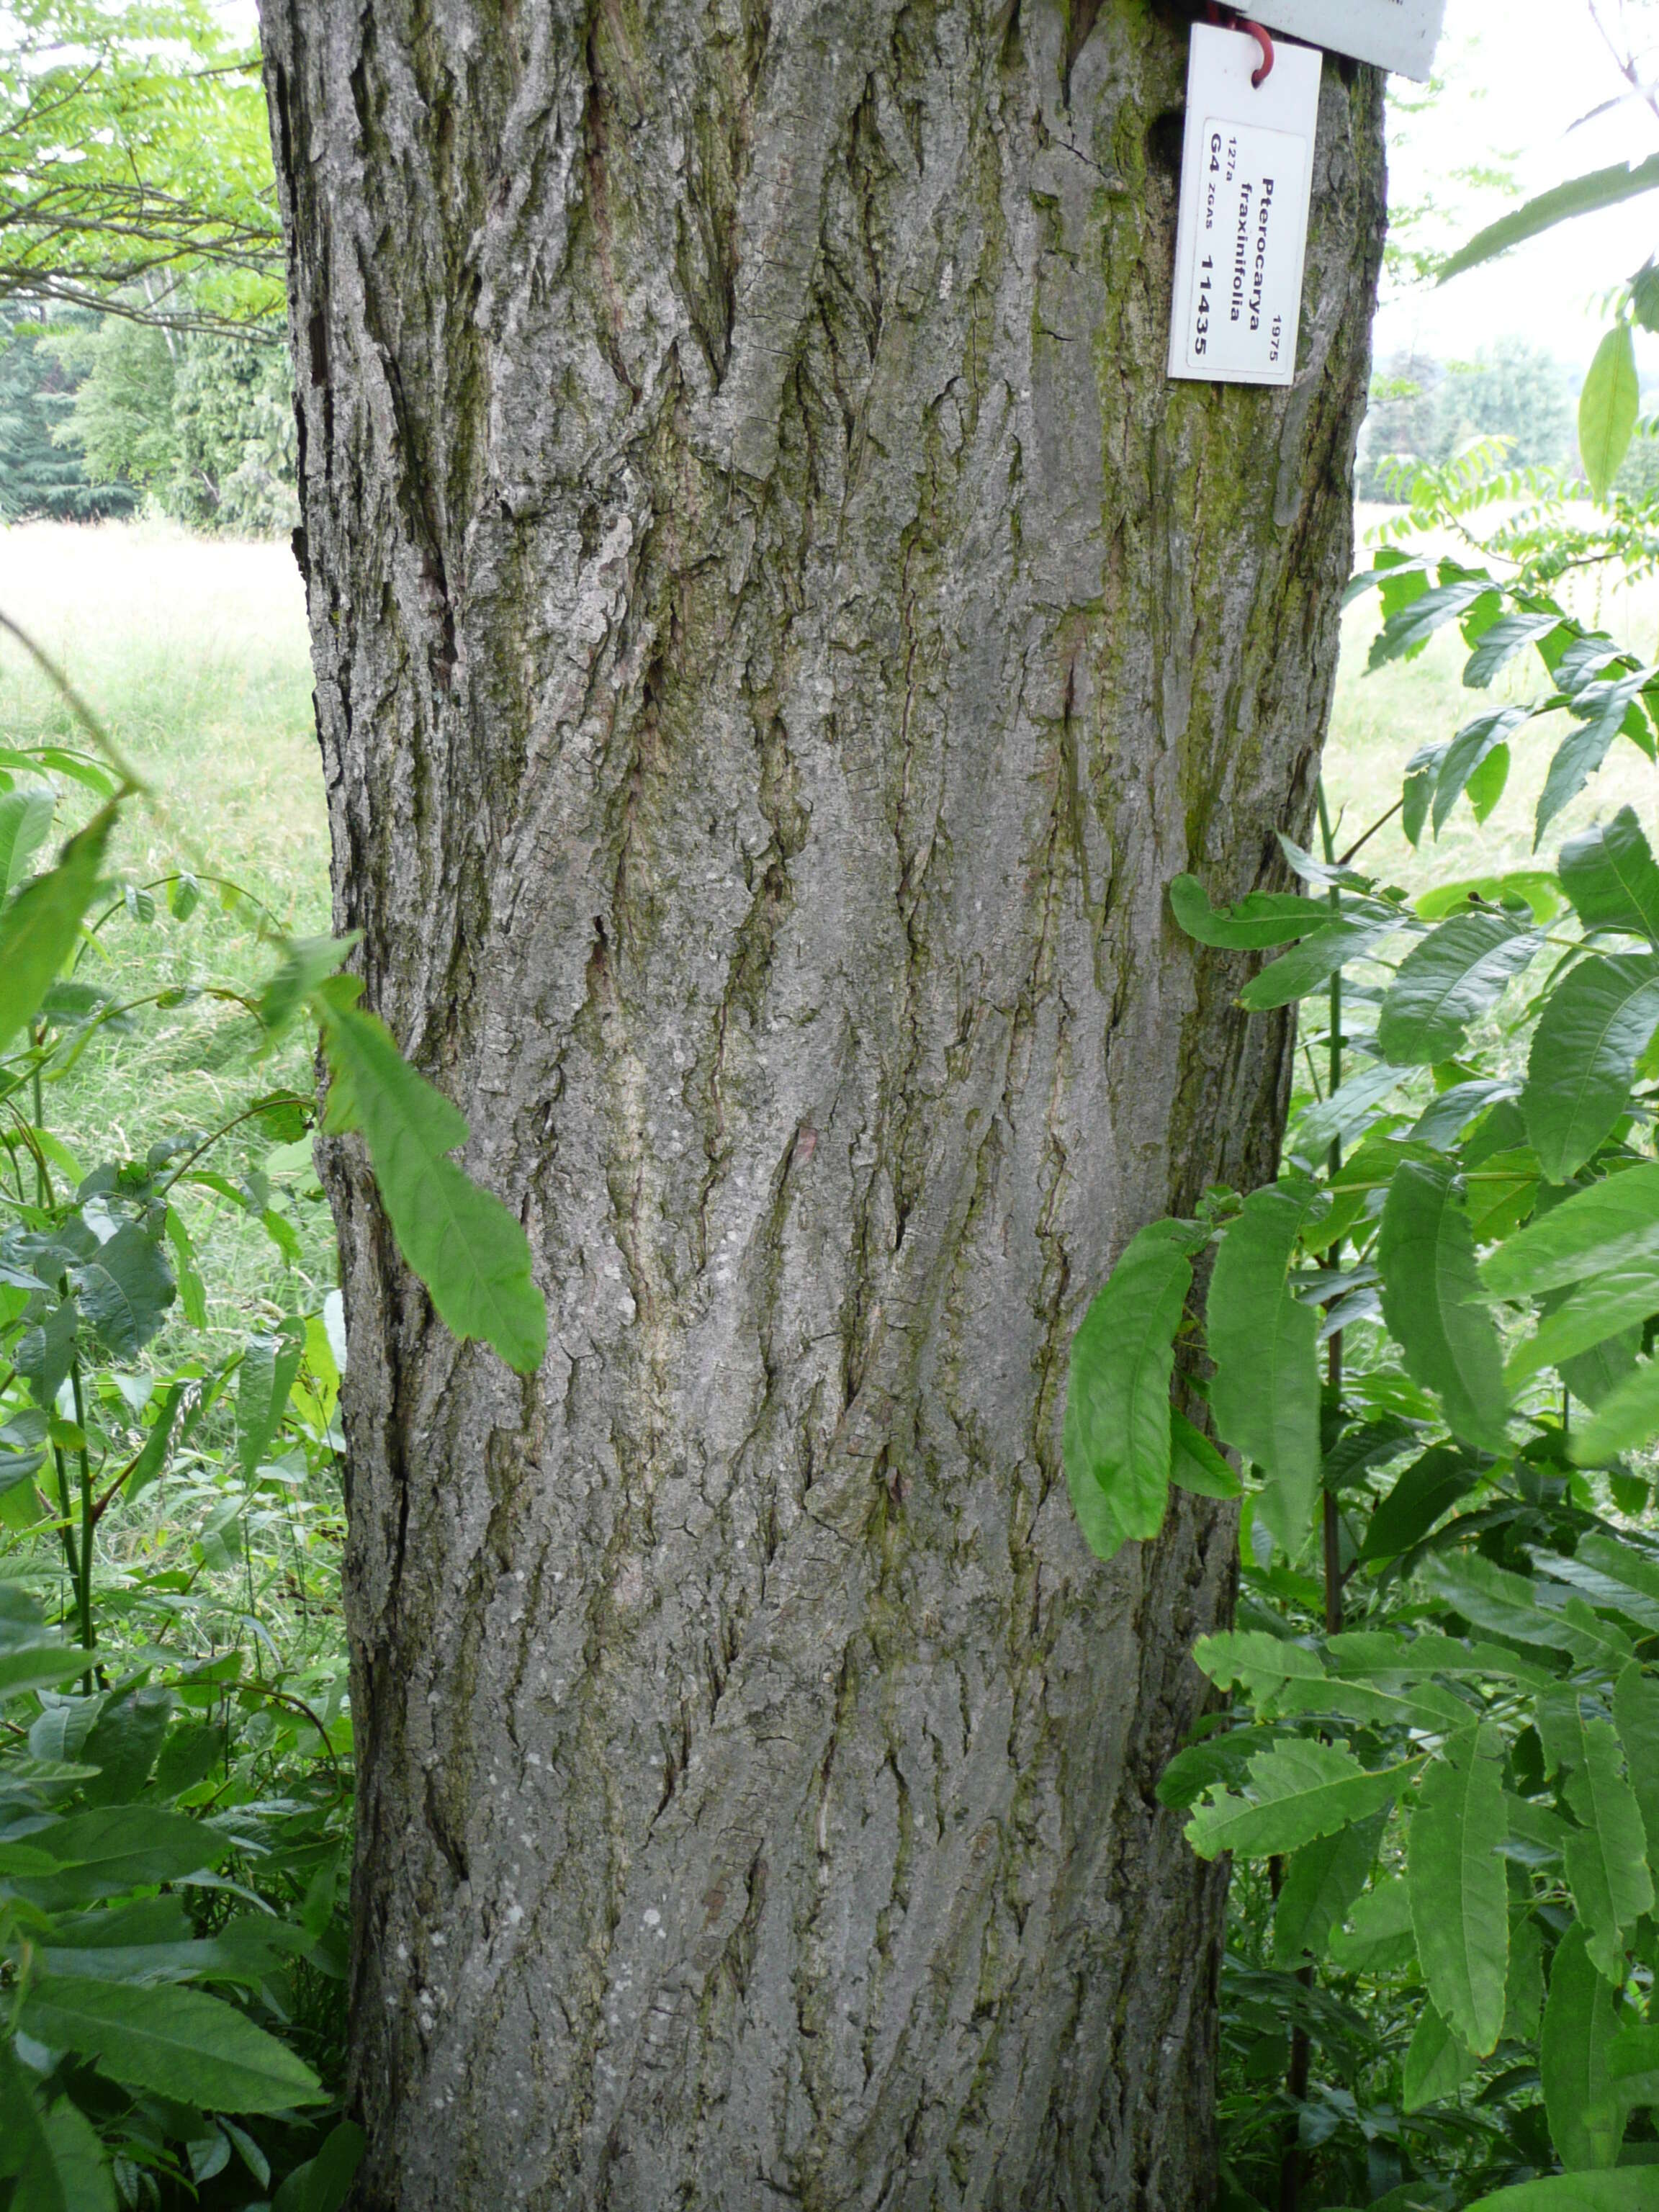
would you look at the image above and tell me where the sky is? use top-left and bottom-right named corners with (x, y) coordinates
top-left (1381, 0), bottom-right (1659, 372)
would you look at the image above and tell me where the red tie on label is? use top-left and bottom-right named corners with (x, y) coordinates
top-left (1204, 1), bottom-right (1275, 85)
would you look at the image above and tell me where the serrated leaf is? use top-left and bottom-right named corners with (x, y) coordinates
top-left (0, 787), bottom-right (55, 893)
top-left (1195, 1632), bottom-right (1325, 1705)
top-left (1237, 914), bottom-right (1398, 1012)
top-left (1521, 954), bottom-right (1659, 1182)
top-left (1377, 912), bottom-right (1540, 1066)
top-left (1370, 577), bottom-right (1494, 669)
top-left (1560, 808), bottom-right (1659, 943)
top-left (1504, 1910), bottom-right (1545, 2044)
top-left (0, 2041), bottom-right (108, 2212)
top-left (1329, 1876), bottom-right (1418, 1974)
top-left (15, 1806), bottom-right (232, 1907)
top-left (1572, 1354), bottom-right (1659, 1464)
top-left (1292, 1060), bottom-right (1406, 1159)
top-left (1506, 1258), bottom-right (1659, 1390)
top-left (1538, 1697), bottom-right (1655, 1980)
top-left (0, 808), bottom-right (114, 1056)
top-left (1408, 1726), bottom-right (1509, 2055)
top-left (1485, 1164), bottom-right (1659, 1296)
top-left (1208, 1183), bottom-right (1323, 1554)
top-left (1404, 744), bottom-right (1443, 847)
top-left (1537, 675), bottom-right (1650, 844)
top-left (18, 1974), bottom-right (325, 2115)
top-left (1169, 1408), bottom-right (1241, 1499)
top-left (1271, 1811), bottom-right (1387, 1969)
top-left (1378, 1161), bottom-right (1509, 1452)
top-left (1184, 1738), bottom-right (1413, 1861)
top-left (1359, 1444), bottom-right (1480, 1563)
top-left (1434, 708), bottom-right (1529, 832)
top-left (238, 1318), bottom-right (305, 1484)
top-left (1464, 611), bottom-right (1566, 690)
top-left (1581, 323), bottom-right (1642, 500)
top-left (1402, 2002), bottom-right (1477, 2113)
top-left (1540, 1925), bottom-right (1625, 2171)
top-left (1613, 1662), bottom-right (1659, 1879)
top-left (1439, 154), bottom-right (1659, 282)
top-left (71, 1223), bottom-right (174, 1361)
top-left (1064, 1224), bottom-right (1194, 1560)
top-left (315, 981), bottom-right (546, 1372)
top-left (1167, 875), bottom-right (1323, 950)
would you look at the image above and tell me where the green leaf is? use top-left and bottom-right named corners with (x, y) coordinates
top-left (0, 787), bottom-right (55, 892)
top-left (1462, 2176), bottom-right (1659, 2211)
top-left (1539, 1696), bottom-right (1655, 1979)
top-left (1403, 744), bottom-right (1442, 847)
top-left (1433, 708), bottom-right (1529, 832)
top-left (79, 1683), bottom-right (174, 1807)
top-left (1464, 611), bottom-right (1565, 690)
top-left (0, 808), bottom-right (114, 1056)
top-left (1064, 1223), bottom-right (1194, 1560)
top-left (1208, 1183), bottom-right (1323, 1554)
top-left (1537, 675), bottom-right (1650, 845)
top-left (1504, 1910), bottom-right (1545, 2045)
top-left (1169, 1408), bottom-right (1241, 1500)
top-left (71, 1223), bottom-right (174, 1360)
top-left (1369, 577), bottom-right (1495, 669)
top-left (1378, 1161), bottom-right (1509, 1452)
top-left (1195, 1632), bottom-right (1326, 1707)
top-left (1292, 1060), bottom-right (1406, 1160)
top-left (1167, 876), bottom-right (1323, 950)
top-left (0, 2042), bottom-right (115, 2212)
top-left (1359, 1445), bottom-right (1480, 1563)
top-left (1560, 809), bottom-right (1659, 943)
top-left (1377, 912), bottom-right (1540, 1066)
top-left (1521, 955), bottom-right (1659, 1183)
top-left (1270, 1810), bottom-right (1387, 1969)
top-left (1329, 1876), bottom-right (1418, 1974)
top-left (270, 2121), bottom-right (365, 2212)
top-left (1506, 1259), bottom-right (1659, 1390)
top-left (1184, 1738), bottom-right (1413, 1861)
top-left (1573, 1355), bottom-right (1659, 1465)
top-left (16, 1805), bottom-right (232, 1907)
top-left (1465, 740), bottom-right (1511, 823)
top-left (1408, 1725), bottom-right (1509, 2056)
top-left (1540, 1925), bottom-right (1626, 2171)
top-left (1485, 1164), bottom-right (1659, 1297)
top-left (1439, 154), bottom-right (1659, 282)
top-left (315, 981), bottom-right (546, 1372)
top-left (1236, 914), bottom-right (1397, 1012)
top-left (0, 1644), bottom-right (98, 1698)
top-left (1581, 323), bottom-right (1642, 500)
top-left (238, 1318), bottom-right (305, 1483)
top-left (1401, 2003), bottom-right (1475, 2113)
top-left (18, 1974), bottom-right (325, 2116)
top-left (1613, 1663), bottom-right (1659, 1879)
top-left (256, 932), bottom-right (354, 1048)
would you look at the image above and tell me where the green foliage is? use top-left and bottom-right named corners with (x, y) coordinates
top-left (0, 311), bottom-right (130, 523)
top-left (50, 320), bottom-right (297, 535)
top-left (0, 0), bottom-right (281, 335)
top-left (0, 628), bottom-right (544, 2201)
top-left (1067, 517), bottom-right (1659, 2204)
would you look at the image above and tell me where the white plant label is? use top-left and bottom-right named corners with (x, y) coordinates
top-left (1247, 0), bottom-right (1445, 81)
top-left (1167, 27), bottom-right (1321, 390)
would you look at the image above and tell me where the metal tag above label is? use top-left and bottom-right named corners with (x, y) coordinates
top-left (1167, 27), bottom-right (1322, 390)
top-left (1246, 0), bottom-right (1446, 81)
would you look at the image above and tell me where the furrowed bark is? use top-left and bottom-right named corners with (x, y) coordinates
top-left (260, 4), bottom-right (1385, 2204)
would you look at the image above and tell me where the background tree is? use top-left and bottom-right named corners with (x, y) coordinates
top-left (260, 4), bottom-right (1386, 2205)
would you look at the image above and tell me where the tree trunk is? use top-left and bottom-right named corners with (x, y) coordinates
top-left (261, 4), bottom-right (1384, 2204)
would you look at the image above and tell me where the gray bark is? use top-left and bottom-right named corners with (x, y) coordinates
top-left (259, 4), bottom-right (1385, 2206)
